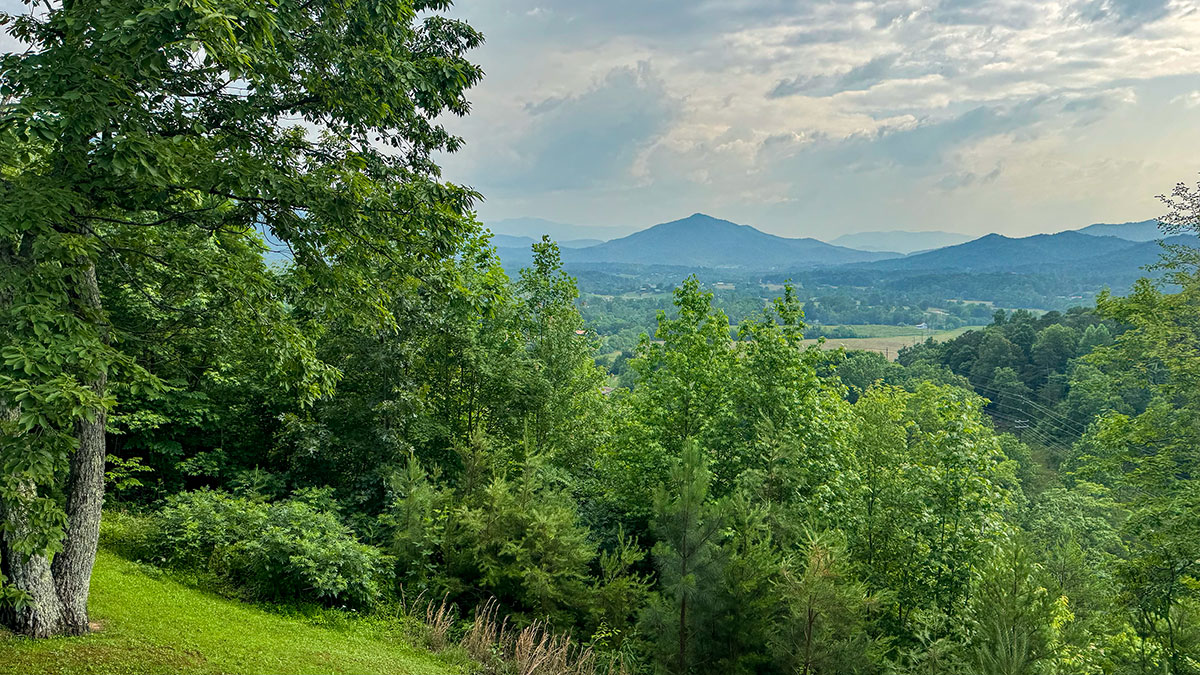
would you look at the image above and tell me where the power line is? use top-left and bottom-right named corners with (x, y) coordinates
top-left (969, 381), bottom-right (1091, 436)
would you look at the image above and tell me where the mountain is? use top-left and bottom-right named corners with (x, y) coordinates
top-left (1072, 219), bottom-right (1162, 241)
top-left (830, 230), bottom-right (972, 254)
top-left (1019, 234), bottom-right (1196, 282)
top-left (860, 231), bottom-right (1139, 273)
top-left (487, 217), bottom-right (635, 242)
top-left (561, 214), bottom-right (898, 269)
top-left (490, 234), bottom-right (603, 249)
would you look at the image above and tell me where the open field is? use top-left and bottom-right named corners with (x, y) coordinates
top-left (814, 324), bottom-right (987, 338)
top-left (802, 325), bottom-right (976, 360)
top-left (0, 552), bottom-right (466, 675)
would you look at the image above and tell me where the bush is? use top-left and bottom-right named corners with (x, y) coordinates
top-left (155, 489), bottom-right (268, 568)
top-left (144, 489), bottom-right (390, 607)
top-left (219, 500), bottom-right (391, 607)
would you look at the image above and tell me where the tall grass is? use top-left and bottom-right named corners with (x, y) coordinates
top-left (404, 595), bottom-right (629, 675)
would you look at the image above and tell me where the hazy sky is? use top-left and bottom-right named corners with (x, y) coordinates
top-left (437, 0), bottom-right (1200, 237)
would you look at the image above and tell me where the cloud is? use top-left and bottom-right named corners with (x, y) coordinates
top-left (1171, 90), bottom-right (1200, 108)
top-left (475, 62), bottom-right (678, 193)
top-left (1076, 0), bottom-right (1172, 32)
top-left (441, 0), bottom-right (1200, 235)
top-left (936, 164), bottom-right (1003, 191)
top-left (769, 54), bottom-right (901, 98)
top-left (928, 0), bottom-right (1042, 28)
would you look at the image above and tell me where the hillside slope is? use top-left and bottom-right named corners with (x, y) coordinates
top-left (564, 213), bottom-right (897, 268)
top-left (861, 231), bottom-right (1137, 272)
top-left (1015, 234), bottom-right (1197, 282)
top-left (1074, 219), bottom-right (1161, 241)
top-left (0, 551), bottom-right (466, 675)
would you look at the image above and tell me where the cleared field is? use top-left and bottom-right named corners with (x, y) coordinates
top-left (802, 326), bottom-right (975, 360)
top-left (814, 324), bottom-right (983, 338)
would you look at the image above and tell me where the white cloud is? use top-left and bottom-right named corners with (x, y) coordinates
top-left (440, 0), bottom-right (1200, 235)
top-left (1172, 90), bottom-right (1200, 108)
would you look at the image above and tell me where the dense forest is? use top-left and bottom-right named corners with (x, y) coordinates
top-left (2, 1), bottom-right (1200, 674)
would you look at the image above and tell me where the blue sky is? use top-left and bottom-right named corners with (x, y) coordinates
top-left (437, 0), bottom-right (1200, 237)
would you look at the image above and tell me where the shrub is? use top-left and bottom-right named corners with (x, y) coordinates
top-left (218, 500), bottom-right (392, 607)
top-left (154, 489), bottom-right (267, 568)
top-left (145, 489), bottom-right (390, 607)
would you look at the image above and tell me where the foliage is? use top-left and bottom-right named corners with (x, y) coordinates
top-left (0, 0), bottom-right (484, 633)
top-left (3, 0), bottom-right (1200, 663)
top-left (145, 490), bottom-right (390, 607)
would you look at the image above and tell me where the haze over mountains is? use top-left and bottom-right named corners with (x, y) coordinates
top-left (1071, 219), bottom-right (1162, 241)
top-left (488, 213), bottom-right (1182, 271)
top-left (488, 217), bottom-right (637, 241)
top-left (830, 230), bottom-right (972, 254)
top-left (860, 231), bottom-right (1139, 273)
top-left (491, 233), bottom-right (602, 249)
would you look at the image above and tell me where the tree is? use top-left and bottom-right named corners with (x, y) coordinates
top-left (969, 538), bottom-right (1060, 675)
top-left (515, 237), bottom-right (607, 469)
top-left (842, 383), bottom-right (1012, 634)
top-left (631, 277), bottom-right (738, 463)
top-left (987, 367), bottom-right (1035, 425)
top-left (1074, 177), bottom-right (1200, 673)
top-left (772, 531), bottom-right (878, 675)
top-left (599, 278), bottom-right (738, 520)
top-left (0, 0), bottom-right (481, 636)
top-left (641, 442), bottom-right (728, 675)
top-left (1030, 325), bottom-right (1079, 382)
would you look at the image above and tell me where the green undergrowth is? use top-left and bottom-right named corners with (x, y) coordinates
top-left (0, 550), bottom-right (472, 675)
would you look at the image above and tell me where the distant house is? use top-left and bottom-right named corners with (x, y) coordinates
top-left (915, 322), bottom-right (928, 330)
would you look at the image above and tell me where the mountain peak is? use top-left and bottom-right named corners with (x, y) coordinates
top-left (673, 213), bottom-right (733, 225)
top-left (563, 214), bottom-right (898, 269)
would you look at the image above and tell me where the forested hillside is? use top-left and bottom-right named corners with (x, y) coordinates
top-left (2, 2), bottom-right (1200, 675)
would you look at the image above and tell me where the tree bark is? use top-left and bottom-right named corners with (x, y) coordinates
top-left (0, 484), bottom-right (69, 638)
top-left (52, 260), bottom-right (109, 634)
top-left (0, 259), bottom-right (108, 637)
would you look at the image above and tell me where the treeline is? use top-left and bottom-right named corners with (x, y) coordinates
top-left (582, 285), bottom-right (993, 358)
top-left (97, 226), bottom-right (1200, 673)
top-left (895, 308), bottom-right (1136, 446)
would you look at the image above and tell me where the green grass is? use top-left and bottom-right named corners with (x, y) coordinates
top-left (0, 551), bottom-right (470, 675)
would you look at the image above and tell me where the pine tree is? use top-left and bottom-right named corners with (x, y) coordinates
top-left (641, 442), bottom-right (728, 675)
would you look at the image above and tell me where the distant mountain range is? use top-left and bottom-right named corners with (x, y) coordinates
top-left (558, 214), bottom-right (897, 269)
top-left (1071, 219), bottom-right (1163, 241)
top-left (1024, 235), bottom-right (1192, 282)
top-left (486, 213), bottom-right (1191, 293)
top-left (487, 217), bottom-right (636, 242)
top-left (859, 231), bottom-right (1137, 273)
top-left (491, 233), bottom-right (602, 249)
top-left (830, 230), bottom-right (973, 254)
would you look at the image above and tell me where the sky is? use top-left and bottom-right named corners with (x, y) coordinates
top-left (436, 0), bottom-right (1200, 238)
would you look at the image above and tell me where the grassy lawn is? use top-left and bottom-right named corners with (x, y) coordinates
top-left (802, 325), bottom-right (975, 360)
top-left (0, 551), bottom-right (469, 675)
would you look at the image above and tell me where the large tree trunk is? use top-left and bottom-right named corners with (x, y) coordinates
top-left (50, 261), bottom-right (108, 634)
top-left (0, 259), bottom-right (108, 637)
top-left (0, 483), bottom-right (69, 638)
